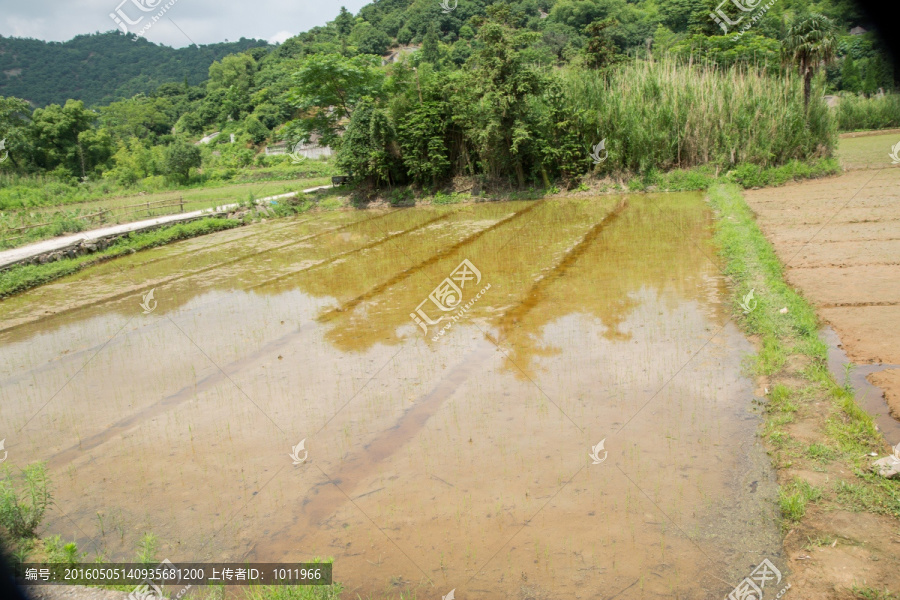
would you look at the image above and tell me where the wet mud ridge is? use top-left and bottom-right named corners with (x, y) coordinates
top-left (744, 165), bottom-right (900, 438)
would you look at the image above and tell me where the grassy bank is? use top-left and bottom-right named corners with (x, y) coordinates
top-left (0, 217), bottom-right (242, 298)
top-left (0, 159), bottom-right (335, 212)
top-left (366, 157), bottom-right (842, 207)
top-left (0, 175), bottom-right (330, 250)
top-left (627, 157), bottom-right (840, 192)
top-left (709, 182), bottom-right (900, 596)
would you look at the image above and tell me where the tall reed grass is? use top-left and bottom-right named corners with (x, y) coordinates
top-left (834, 93), bottom-right (900, 132)
top-left (561, 58), bottom-right (835, 172)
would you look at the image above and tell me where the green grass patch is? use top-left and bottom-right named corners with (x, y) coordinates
top-left (834, 477), bottom-right (900, 518)
top-left (317, 196), bottom-right (345, 211)
top-left (851, 585), bottom-right (900, 600)
top-left (244, 559), bottom-right (341, 600)
top-left (0, 217), bottom-right (240, 298)
top-left (726, 159), bottom-right (841, 189)
top-left (431, 191), bottom-right (468, 205)
top-left (619, 159), bottom-right (839, 194)
top-left (709, 183), bottom-right (826, 353)
top-left (767, 384), bottom-right (799, 414)
top-left (779, 479), bottom-right (823, 523)
top-left (0, 174), bottom-right (331, 250)
top-left (0, 463), bottom-right (51, 540)
top-left (806, 443), bottom-right (838, 463)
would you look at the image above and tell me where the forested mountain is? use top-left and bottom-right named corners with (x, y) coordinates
top-left (0, 32), bottom-right (269, 107)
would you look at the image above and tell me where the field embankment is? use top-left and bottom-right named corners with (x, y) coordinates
top-left (743, 135), bottom-right (900, 431)
top-left (710, 181), bottom-right (900, 599)
top-left (0, 173), bottom-right (330, 251)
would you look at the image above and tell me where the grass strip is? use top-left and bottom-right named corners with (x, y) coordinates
top-left (708, 182), bottom-right (899, 526)
top-left (0, 217), bottom-right (241, 298)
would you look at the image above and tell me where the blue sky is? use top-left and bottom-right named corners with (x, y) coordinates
top-left (0, 0), bottom-right (370, 47)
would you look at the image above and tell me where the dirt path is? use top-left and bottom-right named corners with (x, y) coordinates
top-left (0, 189), bottom-right (329, 270)
top-left (744, 135), bottom-right (900, 430)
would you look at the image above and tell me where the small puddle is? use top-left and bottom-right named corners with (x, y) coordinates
top-left (823, 326), bottom-right (900, 444)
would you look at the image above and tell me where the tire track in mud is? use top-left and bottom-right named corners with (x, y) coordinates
top-left (28, 205), bottom-right (536, 468)
top-left (317, 200), bottom-right (544, 323)
top-left (246, 211), bottom-right (454, 291)
top-left (0, 210), bottom-right (395, 337)
top-left (241, 340), bottom-right (499, 562)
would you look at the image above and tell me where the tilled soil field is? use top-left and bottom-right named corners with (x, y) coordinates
top-left (745, 133), bottom-right (900, 430)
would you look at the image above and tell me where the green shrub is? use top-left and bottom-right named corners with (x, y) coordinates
top-left (0, 463), bottom-right (52, 539)
top-left (43, 536), bottom-right (85, 565)
top-left (835, 93), bottom-right (900, 131)
top-left (779, 479), bottom-right (822, 522)
top-left (563, 58), bottom-right (836, 172)
top-left (728, 159), bottom-right (839, 188)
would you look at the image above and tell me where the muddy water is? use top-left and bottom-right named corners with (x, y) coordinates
top-left (0, 195), bottom-right (782, 599)
top-left (823, 327), bottom-right (900, 444)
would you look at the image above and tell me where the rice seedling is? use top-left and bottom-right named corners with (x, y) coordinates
top-left (43, 536), bottom-right (86, 565)
top-left (850, 586), bottom-right (900, 600)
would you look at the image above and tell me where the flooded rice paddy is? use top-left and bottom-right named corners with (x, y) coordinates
top-left (0, 195), bottom-right (783, 599)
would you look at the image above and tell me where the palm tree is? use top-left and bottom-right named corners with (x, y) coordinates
top-left (782, 13), bottom-right (837, 106)
top-left (783, 14), bottom-right (837, 108)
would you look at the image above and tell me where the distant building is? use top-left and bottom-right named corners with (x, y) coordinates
top-left (265, 141), bottom-right (289, 155)
top-left (265, 134), bottom-right (332, 159)
top-left (196, 132), bottom-right (220, 145)
top-left (382, 45), bottom-right (420, 66)
top-left (849, 26), bottom-right (868, 35)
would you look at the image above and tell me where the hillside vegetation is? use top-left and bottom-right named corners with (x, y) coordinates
top-left (0, 33), bottom-right (269, 107)
top-left (0, 0), bottom-right (897, 225)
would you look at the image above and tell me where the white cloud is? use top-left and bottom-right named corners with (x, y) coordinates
top-left (0, 0), bottom-right (370, 48)
top-left (268, 30), bottom-right (293, 45)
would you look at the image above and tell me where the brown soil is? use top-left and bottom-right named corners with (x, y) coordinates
top-left (839, 127), bottom-right (900, 139)
top-left (870, 369), bottom-right (900, 419)
top-left (745, 167), bottom-right (900, 413)
top-left (745, 163), bottom-right (900, 599)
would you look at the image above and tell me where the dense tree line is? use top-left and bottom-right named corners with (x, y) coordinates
top-left (0, 0), bottom-right (896, 191)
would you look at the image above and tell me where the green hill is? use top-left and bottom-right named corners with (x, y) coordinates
top-left (0, 32), bottom-right (269, 108)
